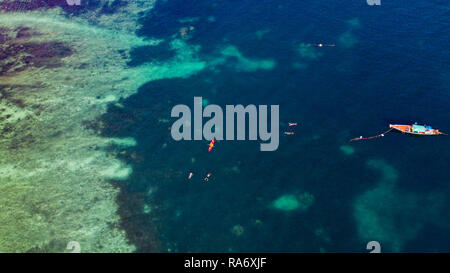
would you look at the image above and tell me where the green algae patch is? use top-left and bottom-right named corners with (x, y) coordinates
top-left (178, 17), bottom-right (200, 24)
top-left (255, 28), bottom-right (271, 39)
top-left (338, 31), bottom-right (358, 48)
top-left (220, 45), bottom-right (276, 71)
top-left (347, 18), bottom-right (361, 29)
top-left (339, 145), bottom-right (355, 155)
top-left (108, 137), bottom-right (137, 148)
top-left (231, 224), bottom-right (245, 236)
top-left (366, 159), bottom-right (398, 182)
top-left (297, 43), bottom-right (323, 60)
top-left (143, 204), bottom-right (152, 214)
top-left (272, 192), bottom-right (315, 212)
top-left (297, 192), bottom-right (315, 211)
top-left (99, 162), bottom-right (133, 181)
top-left (272, 194), bottom-right (299, 211)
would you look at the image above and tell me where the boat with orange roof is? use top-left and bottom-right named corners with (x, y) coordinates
top-left (350, 122), bottom-right (446, 141)
top-left (389, 123), bottom-right (445, 136)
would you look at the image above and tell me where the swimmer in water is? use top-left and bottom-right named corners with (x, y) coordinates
top-left (315, 43), bottom-right (335, 47)
top-left (288, 122), bottom-right (297, 126)
top-left (204, 173), bottom-right (212, 181)
top-left (188, 172), bottom-right (193, 180)
top-left (284, 132), bottom-right (295, 135)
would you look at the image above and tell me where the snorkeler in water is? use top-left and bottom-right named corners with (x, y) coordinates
top-left (284, 132), bottom-right (295, 135)
top-left (314, 43), bottom-right (335, 47)
top-left (204, 173), bottom-right (212, 181)
top-left (288, 122), bottom-right (297, 126)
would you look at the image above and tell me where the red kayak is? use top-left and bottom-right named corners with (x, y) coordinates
top-left (208, 138), bottom-right (215, 152)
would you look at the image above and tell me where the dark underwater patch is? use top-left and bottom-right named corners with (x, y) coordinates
top-left (98, 0), bottom-right (128, 14)
top-left (0, 27), bottom-right (73, 76)
top-left (127, 41), bottom-right (176, 67)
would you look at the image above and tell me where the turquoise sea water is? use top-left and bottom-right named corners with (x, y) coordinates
top-left (94, 0), bottom-right (450, 252)
top-left (3, 0), bottom-right (448, 252)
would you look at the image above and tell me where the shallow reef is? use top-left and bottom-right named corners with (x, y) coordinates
top-left (353, 159), bottom-right (446, 252)
top-left (271, 192), bottom-right (315, 212)
top-left (339, 145), bottom-right (355, 155)
top-left (297, 43), bottom-right (323, 60)
top-left (0, 0), bottom-right (208, 252)
top-left (0, 0), bottom-right (272, 252)
top-left (219, 45), bottom-right (276, 72)
top-left (338, 31), bottom-right (358, 49)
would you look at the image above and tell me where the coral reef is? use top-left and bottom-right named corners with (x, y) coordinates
top-left (271, 192), bottom-right (315, 212)
top-left (0, 1), bottom-right (206, 252)
top-left (231, 224), bottom-right (244, 236)
top-left (219, 45), bottom-right (276, 72)
top-left (339, 145), bottom-right (355, 155)
top-left (297, 43), bottom-right (323, 60)
top-left (353, 159), bottom-right (446, 252)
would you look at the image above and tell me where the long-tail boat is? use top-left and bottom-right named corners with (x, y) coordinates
top-left (350, 123), bottom-right (446, 141)
top-left (389, 123), bottom-right (445, 136)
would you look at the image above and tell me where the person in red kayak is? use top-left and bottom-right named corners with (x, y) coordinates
top-left (208, 138), bottom-right (215, 152)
